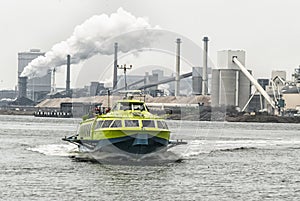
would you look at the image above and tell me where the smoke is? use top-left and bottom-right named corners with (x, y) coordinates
top-left (21, 8), bottom-right (159, 78)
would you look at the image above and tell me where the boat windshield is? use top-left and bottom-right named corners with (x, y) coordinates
top-left (116, 102), bottom-right (146, 111)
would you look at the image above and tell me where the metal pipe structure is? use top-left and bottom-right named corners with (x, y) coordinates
top-left (175, 38), bottom-right (181, 96)
top-left (113, 71), bottom-right (193, 92)
top-left (242, 89), bottom-right (257, 112)
top-left (269, 80), bottom-right (280, 101)
top-left (66, 55), bottom-right (71, 97)
top-left (202, 37), bottom-right (209, 95)
top-left (232, 56), bottom-right (276, 109)
top-left (235, 70), bottom-right (239, 106)
top-left (138, 72), bottom-right (192, 90)
top-left (112, 78), bottom-right (145, 93)
top-left (113, 42), bottom-right (118, 90)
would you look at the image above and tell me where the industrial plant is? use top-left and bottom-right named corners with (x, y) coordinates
top-left (0, 37), bottom-right (300, 120)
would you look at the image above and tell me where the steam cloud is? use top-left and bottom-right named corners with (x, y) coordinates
top-left (21, 8), bottom-right (159, 78)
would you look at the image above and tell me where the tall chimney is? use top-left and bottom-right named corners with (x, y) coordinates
top-left (51, 68), bottom-right (56, 93)
top-left (113, 42), bottom-right (118, 90)
top-left (18, 76), bottom-right (28, 98)
top-left (66, 54), bottom-right (71, 97)
top-left (175, 38), bottom-right (181, 96)
top-left (202, 37), bottom-right (209, 95)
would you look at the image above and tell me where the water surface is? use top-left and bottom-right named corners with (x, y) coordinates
top-left (0, 115), bottom-right (299, 200)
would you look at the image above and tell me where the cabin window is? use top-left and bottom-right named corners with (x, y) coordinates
top-left (112, 104), bottom-right (118, 111)
top-left (119, 102), bottom-right (145, 111)
top-left (120, 102), bottom-right (131, 110)
top-left (94, 120), bottom-right (103, 130)
top-left (124, 120), bottom-right (139, 127)
top-left (157, 121), bottom-right (164, 129)
top-left (79, 123), bottom-right (92, 137)
top-left (87, 124), bottom-right (92, 135)
top-left (110, 120), bottom-right (122, 128)
top-left (162, 121), bottom-right (168, 129)
top-left (102, 120), bottom-right (113, 128)
top-left (157, 121), bottom-right (168, 129)
top-left (142, 120), bottom-right (155, 128)
top-left (132, 103), bottom-right (145, 111)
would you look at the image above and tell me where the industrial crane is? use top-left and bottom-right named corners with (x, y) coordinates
top-left (232, 56), bottom-right (284, 114)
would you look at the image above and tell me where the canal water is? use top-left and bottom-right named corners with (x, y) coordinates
top-left (0, 115), bottom-right (299, 200)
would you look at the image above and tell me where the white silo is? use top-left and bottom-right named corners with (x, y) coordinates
top-left (192, 67), bottom-right (202, 95)
top-left (212, 50), bottom-right (251, 110)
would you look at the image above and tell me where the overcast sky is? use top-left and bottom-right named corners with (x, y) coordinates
top-left (1, 0), bottom-right (300, 89)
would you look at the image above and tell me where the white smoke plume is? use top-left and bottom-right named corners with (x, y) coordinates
top-left (21, 8), bottom-right (159, 78)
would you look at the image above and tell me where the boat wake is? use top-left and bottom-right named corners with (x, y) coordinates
top-left (28, 138), bottom-right (300, 164)
top-left (180, 139), bottom-right (300, 156)
top-left (27, 143), bottom-right (186, 165)
top-left (27, 144), bottom-right (78, 157)
top-left (214, 146), bottom-right (257, 152)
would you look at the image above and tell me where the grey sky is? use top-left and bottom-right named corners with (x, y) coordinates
top-left (1, 0), bottom-right (299, 89)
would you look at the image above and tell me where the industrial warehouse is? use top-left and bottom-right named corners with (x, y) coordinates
top-left (0, 37), bottom-right (300, 122)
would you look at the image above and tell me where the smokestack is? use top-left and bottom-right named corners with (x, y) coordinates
top-left (51, 68), bottom-right (56, 93)
top-left (113, 42), bottom-right (118, 90)
top-left (18, 76), bottom-right (28, 98)
top-left (175, 38), bottom-right (181, 96)
top-left (66, 55), bottom-right (71, 97)
top-left (202, 36), bottom-right (209, 95)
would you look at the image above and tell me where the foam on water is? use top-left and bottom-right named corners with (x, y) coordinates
top-left (26, 138), bottom-right (300, 165)
top-left (169, 139), bottom-right (300, 158)
top-left (170, 140), bottom-right (210, 158)
top-left (27, 143), bottom-right (184, 165)
top-left (27, 144), bottom-right (78, 157)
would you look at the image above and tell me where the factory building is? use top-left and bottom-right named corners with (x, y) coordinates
top-left (211, 50), bottom-right (251, 110)
top-left (282, 92), bottom-right (300, 111)
top-left (272, 70), bottom-right (286, 83)
top-left (192, 67), bottom-right (202, 95)
top-left (0, 90), bottom-right (17, 100)
top-left (116, 69), bottom-right (169, 95)
top-left (116, 69), bottom-right (196, 96)
top-left (264, 70), bottom-right (287, 95)
top-left (89, 82), bottom-right (106, 96)
top-left (18, 49), bottom-right (51, 102)
top-left (281, 66), bottom-right (300, 112)
top-left (116, 69), bottom-right (165, 91)
top-left (247, 66), bottom-right (300, 114)
top-left (258, 79), bottom-right (269, 90)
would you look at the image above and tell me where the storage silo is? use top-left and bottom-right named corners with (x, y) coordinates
top-left (211, 69), bottom-right (220, 106)
top-left (218, 69), bottom-right (237, 106)
top-left (211, 50), bottom-right (251, 110)
top-left (238, 69), bottom-right (252, 108)
top-left (192, 67), bottom-right (202, 95)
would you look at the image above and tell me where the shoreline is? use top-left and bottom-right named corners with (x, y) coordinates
top-left (1, 109), bottom-right (299, 123)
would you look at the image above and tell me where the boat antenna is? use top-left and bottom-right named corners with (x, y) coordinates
top-left (117, 64), bottom-right (132, 90)
top-left (107, 89), bottom-right (111, 110)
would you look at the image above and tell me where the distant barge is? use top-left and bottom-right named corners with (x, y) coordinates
top-left (34, 110), bottom-right (72, 118)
